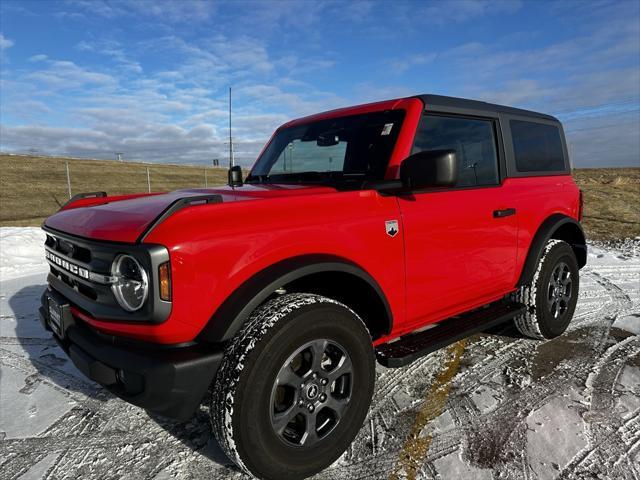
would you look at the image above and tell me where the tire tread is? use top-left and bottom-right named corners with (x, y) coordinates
top-left (210, 293), bottom-right (368, 478)
top-left (512, 239), bottom-right (565, 339)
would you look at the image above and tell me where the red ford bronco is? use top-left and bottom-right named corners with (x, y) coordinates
top-left (39, 94), bottom-right (586, 479)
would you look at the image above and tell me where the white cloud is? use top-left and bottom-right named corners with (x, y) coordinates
top-left (64, 0), bottom-right (216, 23)
top-left (26, 60), bottom-right (117, 90)
top-left (75, 39), bottom-right (143, 74)
top-left (387, 53), bottom-right (437, 74)
top-left (28, 54), bottom-right (48, 62)
top-left (418, 0), bottom-right (522, 24)
top-left (0, 39), bottom-right (345, 166)
top-left (0, 33), bottom-right (14, 50)
top-left (0, 122), bottom-right (226, 165)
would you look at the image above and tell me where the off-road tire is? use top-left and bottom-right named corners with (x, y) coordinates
top-left (512, 239), bottom-right (579, 339)
top-left (210, 293), bottom-right (376, 480)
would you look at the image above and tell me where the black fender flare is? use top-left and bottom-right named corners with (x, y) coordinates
top-left (197, 254), bottom-right (393, 343)
top-left (517, 214), bottom-right (587, 287)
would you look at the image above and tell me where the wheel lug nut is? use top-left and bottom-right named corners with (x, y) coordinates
top-left (319, 394), bottom-right (326, 402)
top-left (308, 404), bottom-right (315, 413)
top-left (321, 378), bottom-right (328, 386)
top-left (312, 373), bottom-right (317, 379)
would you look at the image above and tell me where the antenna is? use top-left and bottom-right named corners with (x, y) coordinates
top-left (226, 86), bottom-right (243, 187)
top-left (228, 86), bottom-right (234, 168)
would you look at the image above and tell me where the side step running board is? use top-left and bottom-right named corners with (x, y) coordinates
top-left (375, 300), bottom-right (525, 368)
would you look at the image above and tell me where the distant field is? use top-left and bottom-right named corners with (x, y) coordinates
top-left (572, 167), bottom-right (640, 240)
top-left (0, 154), bottom-right (638, 240)
top-left (0, 154), bottom-right (230, 227)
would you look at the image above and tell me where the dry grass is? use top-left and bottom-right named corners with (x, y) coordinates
top-left (0, 155), bottom-right (230, 226)
top-left (573, 167), bottom-right (640, 241)
top-left (1, 154), bottom-right (638, 240)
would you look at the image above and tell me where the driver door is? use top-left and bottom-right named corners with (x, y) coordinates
top-left (400, 114), bottom-right (518, 328)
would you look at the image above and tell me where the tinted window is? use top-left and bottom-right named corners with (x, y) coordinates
top-left (511, 120), bottom-right (565, 172)
top-left (412, 115), bottom-right (499, 187)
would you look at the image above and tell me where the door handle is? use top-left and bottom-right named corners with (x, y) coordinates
top-left (493, 208), bottom-right (516, 218)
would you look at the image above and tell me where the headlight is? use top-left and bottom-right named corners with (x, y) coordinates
top-left (111, 254), bottom-right (149, 312)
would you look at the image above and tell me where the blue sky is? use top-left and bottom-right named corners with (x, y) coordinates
top-left (1, 0), bottom-right (639, 167)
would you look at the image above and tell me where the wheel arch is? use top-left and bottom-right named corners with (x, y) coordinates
top-left (517, 214), bottom-right (587, 287)
top-left (198, 254), bottom-right (393, 343)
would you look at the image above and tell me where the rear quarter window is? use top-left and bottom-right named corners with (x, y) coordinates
top-left (510, 120), bottom-right (566, 172)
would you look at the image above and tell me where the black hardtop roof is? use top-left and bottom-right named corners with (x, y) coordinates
top-left (416, 94), bottom-right (558, 122)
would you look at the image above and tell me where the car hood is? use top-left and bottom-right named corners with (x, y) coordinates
top-left (44, 184), bottom-right (335, 243)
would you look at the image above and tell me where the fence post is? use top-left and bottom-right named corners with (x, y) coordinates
top-left (147, 167), bottom-right (151, 193)
top-left (205, 168), bottom-right (208, 187)
top-left (65, 161), bottom-right (72, 199)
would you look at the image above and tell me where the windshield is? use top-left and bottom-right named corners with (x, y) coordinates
top-left (247, 110), bottom-right (406, 186)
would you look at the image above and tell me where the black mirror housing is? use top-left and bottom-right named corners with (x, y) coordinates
top-left (228, 165), bottom-right (243, 187)
top-left (400, 149), bottom-right (458, 190)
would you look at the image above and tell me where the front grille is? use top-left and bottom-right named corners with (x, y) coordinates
top-left (50, 265), bottom-right (98, 301)
top-left (43, 226), bottom-right (171, 324)
top-left (46, 234), bottom-right (92, 263)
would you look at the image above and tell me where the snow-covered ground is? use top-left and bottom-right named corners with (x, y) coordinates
top-left (0, 228), bottom-right (48, 281)
top-left (1, 227), bottom-right (638, 479)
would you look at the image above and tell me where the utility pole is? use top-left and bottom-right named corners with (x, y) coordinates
top-left (65, 161), bottom-right (72, 199)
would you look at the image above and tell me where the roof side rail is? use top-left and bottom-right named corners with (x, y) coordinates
top-left (137, 194), bottom-right (223, 243)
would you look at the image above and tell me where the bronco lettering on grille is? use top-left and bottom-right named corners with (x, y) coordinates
top-left (45, 250), bottom-right (90, 279)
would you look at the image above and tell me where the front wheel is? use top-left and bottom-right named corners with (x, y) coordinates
top-left (211, 293), bottom-right (376, 480)
top-left (512, 239), bottom-right (580, 339)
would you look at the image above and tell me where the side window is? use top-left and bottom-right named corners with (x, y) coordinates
top-left (510, 120), bottom-right (565, 172)
top-left (412, 115), bottom-right (499, 187)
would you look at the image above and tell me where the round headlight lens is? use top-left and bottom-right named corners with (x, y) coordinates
top-left (111, 254), bottom-right (148, 312)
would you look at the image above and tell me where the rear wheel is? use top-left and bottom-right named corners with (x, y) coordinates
top-left (211, 293), bottom-right (375, 480)
top-left (512, 239), bottom-right (580, 339)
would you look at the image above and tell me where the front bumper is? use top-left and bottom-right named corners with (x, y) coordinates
top-left (39, 289), bottom-right (223, 421)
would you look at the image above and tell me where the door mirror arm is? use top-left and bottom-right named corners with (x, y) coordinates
top-left (367, 150), bottom-right (458, 194)
top-left (400, 149), bottom-right (458, 190)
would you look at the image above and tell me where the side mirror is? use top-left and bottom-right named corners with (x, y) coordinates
top-left (400, 149), bottom-right (458, 190)
top-left (228, 165), bottom-right (243, 187)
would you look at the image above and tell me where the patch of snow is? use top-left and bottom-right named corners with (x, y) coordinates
top-left (0, 367), bottom-right (75, 439)
top-left (433, 448), bottom-right (492, 480)
top-left (0, 274), bottom-right (48, 338)
top-left (0, 227), bottom-right (47, 281)
top-left (612, 314), bottom-right (640, 335)
top-left (469, 385), bottom-right (502, 414)
top-left (17, 452), bottom-right (61, 480)
top-left (429, 409), bottom-right (455, 435)
top-left (614, 366), bottom-right (640, 417)
top-left (525, 395), bottom-right (587, 478)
